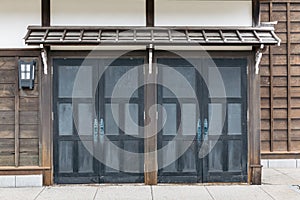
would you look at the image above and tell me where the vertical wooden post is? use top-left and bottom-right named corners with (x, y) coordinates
top-left (146, 0), bottom-right (154, 27)
top-left (145, 0), bottom-right (157, 185)
top-left (14, 57), bottom-right (20, 167)
top-left (252, 0), bottom-right (260, 27)
top-left (41, 0), bottom-right (52, 185)
top-left (269, 2), bottom-right (274, 152)
top-left (144, 47), bottom-right (158, 185)
top-left (249, 52), bottom-right (262, 185)
top-left (42, 0), bottom-right (50, 26)
top-left (287, 2), bottom-right (292, 152)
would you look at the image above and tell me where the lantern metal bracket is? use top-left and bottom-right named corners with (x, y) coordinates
top-left (41, 47), bottom-right (48, 75)
top-left (255, 44), bottom-right (266, 75)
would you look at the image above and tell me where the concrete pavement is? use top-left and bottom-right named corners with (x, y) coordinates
top-left (0, 168), bottom-right (299, 200)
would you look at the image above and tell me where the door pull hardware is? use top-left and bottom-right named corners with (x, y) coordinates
top-left (197, 119), bottom-right (202, 143)
top-left (99, 118), bottom-right (105, 143)
top-left (100, 118), bottom-right (105, 134)
top-left (93, 118), bottom-right (98, 143)
top-left (204, 118), bottom-right (208, 140)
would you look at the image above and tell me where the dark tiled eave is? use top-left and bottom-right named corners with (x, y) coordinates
top-left (24, 26), bottom-right (281, 46)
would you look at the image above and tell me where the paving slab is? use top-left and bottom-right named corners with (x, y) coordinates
top-left (95, 185), bottom-right (151, 200)
top-left (152, 185), bottom-right (213, 200)
top-left (206, 185), bottom-right (273, 200)
top-left (262, 168), bottom-right (300, 185)
top-left (0, 187), bottom-right (44, 200)
top-left (273, 168), bottom-right (300, 181)
top-left (260, 185), bottom-right (300, 200)
top-left (36, 185), bottom-right (98, 200)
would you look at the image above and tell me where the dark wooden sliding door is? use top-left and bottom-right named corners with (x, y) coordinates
top-left (156, 56), bottom-right (248, 183)
top-left (53, 57), bottom-right (145, 183)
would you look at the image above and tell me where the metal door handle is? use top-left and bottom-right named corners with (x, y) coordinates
top-left (204, 118), bottom-right (208, 139)
top-left (99, 118), bottom-right (105, 135)
top-left (93, 118), bottom-right (98, 142)
top-left (197, 119), bottom-right (202, 142)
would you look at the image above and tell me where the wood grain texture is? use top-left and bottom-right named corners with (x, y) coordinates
top-left (0, 55), bottom-right (41, 168)
top-left (261, 1), bottom-right (300, 156)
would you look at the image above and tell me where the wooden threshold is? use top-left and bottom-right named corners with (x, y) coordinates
top-left (0, 166), bottom-right (51, 171)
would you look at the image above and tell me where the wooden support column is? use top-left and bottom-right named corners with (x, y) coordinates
top-left (42, 0), bottom-right (50, 26)
top-left (144, 47), bottom-right (158, 185)
top-left (14, 57), bottom-right (20, 167)
top-left (145, 0), bottom-right (157, 185)
top-left (253, 0), bottom-right (260, 26)
top-left (269, 2), bottom-right (274, 152)
top-left (146, 0), bottom-right (154, 27)
top-left (249, 51), bottom-right (262, 185)
top-left (287, 2), bottom-right (292, 152)
top-left (41, 0), bottom-right (52, 185)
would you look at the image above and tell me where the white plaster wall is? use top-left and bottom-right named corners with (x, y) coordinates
top-left (155, 0), bottom-right (252, 26)
top-left (0, 0), bottom-right (41, 48)
top-left (51, 0), bottom-right (146, 26)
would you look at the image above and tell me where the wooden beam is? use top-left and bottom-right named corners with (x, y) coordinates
top-left (146, 0), bottom-right (154, 27)
top-left (287, 2), bottom-right (292, 152)
top-left (269, 2), bottom-right (274, 152)
top-left (253, 0), bottom-right (261, 26)
top-left (144, 47), bottom-right (157, 185)
top-left (14, 57), bottom-right (20, 167)
top-left (42, 0), bottom-right (50, 26)
top-left (40, 47), bottom-right (53, 185)
top-left (249, 52), bottom-right (262, 185)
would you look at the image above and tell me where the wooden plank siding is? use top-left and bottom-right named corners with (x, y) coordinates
top-left (261, 0), bottom-right (300, 157)
top-left (0, 56), bottom-right (40, 167)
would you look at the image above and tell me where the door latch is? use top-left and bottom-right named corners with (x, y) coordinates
top-left (204, 118), bottom-right (208, 140)
top-left (197, 119), bottom-right (202, 143)
top-left (93, 118), bottom-right (98, 143)
top-left (99, 118), bottom-right (105, 136)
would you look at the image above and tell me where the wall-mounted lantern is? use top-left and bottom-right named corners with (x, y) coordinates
top-left (18, 60), bottom-right (36, 89)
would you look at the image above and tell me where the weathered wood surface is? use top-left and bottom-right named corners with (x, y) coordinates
top-left (0, 56), bottom-right (40, 167)
top-left (261, 0), bottom-right (300, 155)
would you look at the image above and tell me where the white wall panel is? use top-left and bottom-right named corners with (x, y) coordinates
top-left (0, 0), bottom-right (40, 48)
top-left (51, 0), bottom-right (146, 26)
top-left (155, 0), bottom-right (252, 26)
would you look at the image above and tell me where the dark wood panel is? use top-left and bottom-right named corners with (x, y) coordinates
top-left (20, 97), bottom-right (39, 111)
top-left (291, 87), bottom-right (300, 97)
top-left (273, 141), bottom-right (288, 151)
top-left (261, 130), bottom-right (271, 140)
top-left (0, 155), bottom-right (14, 166)
top-left (292, 119), bottom-right (300, 129)
top-left (0, 84), bottom-right (15, 97)
top-left (19, 139), bottom-right (39, 155)
top-left (20, 124), bottom-right (39, 139)
top-left (261, 108), bottom-right (288, 119)
top-left (20, 154), bottom-right (39, 166)
top-left (291, 141), bottom-right (300, 151)
top-left (291, 97), bottom-right (300, 107)
top-left (19, 84), bottom-right (39, 97)
top-left (20, 111), bottom-right (39, 125)
top-left (0, 58), bottom-right (15, 70)
top-left (0, 98), bottom-right (15, 111)
top-left (272, 11), bottom-right (288, 21)
top-left (273, 119), bottom-right (288, 129)
top-left (0, 139), bottom-right (15, 166)
top-left (275, 22), bottom-right (287, 33)
top-left (0, 70), bottom-right (15, 84)
top-left (0, 125), bottom-right (14, 138)
top-left (261, 141), bottom-right (271, 152)
top-left (0, 111), bottom-right (14, 124)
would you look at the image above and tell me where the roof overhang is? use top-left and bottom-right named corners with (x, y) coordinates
top-left (24, 26), bottom-right (281, 47)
